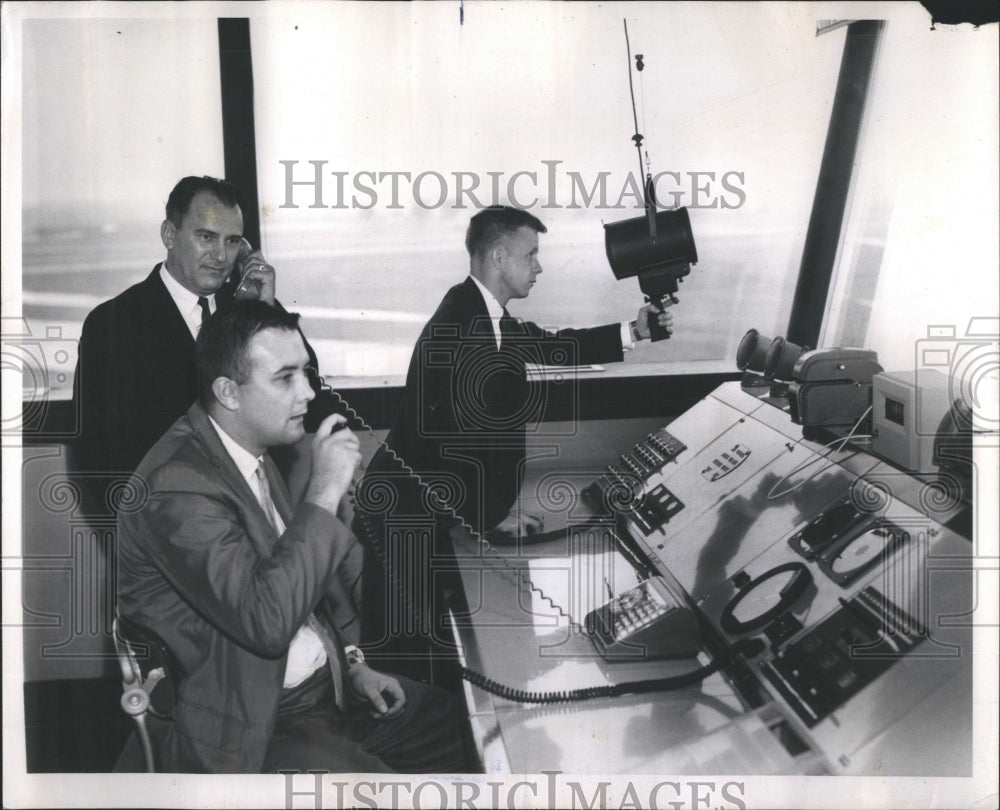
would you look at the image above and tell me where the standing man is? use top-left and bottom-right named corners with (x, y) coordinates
top-left (74, 174), bottom-right (362, 681)
top-left (358, 205), bottom-right (673, 675)
top-left (116, 300), bottom-right (467, 773)
top-left (72, 176), bottom-right (279, 481)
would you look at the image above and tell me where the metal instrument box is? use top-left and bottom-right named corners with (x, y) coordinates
top-left (788, 348), bottom-right (883, 433)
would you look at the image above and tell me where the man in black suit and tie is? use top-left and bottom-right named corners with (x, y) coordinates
top-left (357, 205), bottom-right (674, 677)
top-left (72, 176), bottom-right (277, 481)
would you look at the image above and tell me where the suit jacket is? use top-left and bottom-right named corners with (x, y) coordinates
top-left (116, 402), bottom-right (360, 772)
top-left (368, 276), bottom-right (625, 533)
top-left (72, 265), bottom-right (321, 483)
top-left (73, 265), bottom-right (211, 479)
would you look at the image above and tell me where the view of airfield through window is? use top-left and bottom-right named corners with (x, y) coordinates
top-left (20, 17), bottom-right (224, 400)
top-left (20, 6), bottom-right (847, 393)
top-left (251, 4), bottom-right (844, 383)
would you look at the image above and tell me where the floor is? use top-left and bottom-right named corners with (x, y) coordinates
top-left (24, 679), bottom-right (132, 772)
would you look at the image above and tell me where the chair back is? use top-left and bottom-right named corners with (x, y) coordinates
top-left (113, 613), bottom-right (181, 719)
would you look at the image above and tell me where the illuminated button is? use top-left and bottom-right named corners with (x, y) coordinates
top-left (836, 671), bottom-right (858, 690)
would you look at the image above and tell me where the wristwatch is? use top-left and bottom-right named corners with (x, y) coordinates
top-left (344, 645), bottom-right (365, 667)
top-left (630, 319), bottom-right (641, 342)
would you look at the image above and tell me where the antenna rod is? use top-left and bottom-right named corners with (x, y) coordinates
top-left (623, 20), bottom-right (645, 185)
top-left (624, 19), bottom-right (657, 239)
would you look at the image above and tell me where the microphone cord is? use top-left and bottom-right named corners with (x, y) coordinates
top-left (312, 377), bottom-right (763, 704)
top-left (460, 638), bottom-right (764, 705)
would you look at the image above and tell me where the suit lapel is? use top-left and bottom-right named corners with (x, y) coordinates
top-left (186, 403), bottom-right (280, 553)
top-left (142, 265), bottom-right (197, 350)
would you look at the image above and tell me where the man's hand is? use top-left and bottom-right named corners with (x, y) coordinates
top-left (304, 414), bottom-right (361, 514)
top-left (348, 664), bottom-right (406, 719)
top-left (234, 246), bottom-right (277, 305)
top-left (491, 504), bottom-right (544, 541)
top-left (635, 302), bottom-right (675, 340)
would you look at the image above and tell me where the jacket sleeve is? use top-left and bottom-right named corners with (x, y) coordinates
top-left (519, 320), bottom-right (625, 366)
top-left (72, 307), bottom-right (112, 474)
top-left (135, 461), bottom-right (352, 658)
top-left (320, 497), bottom-right (364, 645)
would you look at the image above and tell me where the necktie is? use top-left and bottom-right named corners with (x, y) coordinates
top-left (500, 308), bottom-right (517, 346)
top-left (255, 461), bottom-right (346, 708)
top-left (255, 462), bottom-right (283, 533)
top-left (197, 296), bottom-right (212, 330)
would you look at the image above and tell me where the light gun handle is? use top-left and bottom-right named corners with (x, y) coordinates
top-left (646, 295), bottom-right (677, 342)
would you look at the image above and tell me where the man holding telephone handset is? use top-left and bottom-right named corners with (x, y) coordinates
top-left (72, 178), bottom-right (366, 628)
top-left (73, 174), bottom-right (361, 648)
top-left (74, 175), bottom-right (288, 481)
top-left (115, 300), bottom-right (467, 772)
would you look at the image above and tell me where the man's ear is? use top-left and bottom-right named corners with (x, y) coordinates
top-left (160, 219), bottom-right (176, 251)
top-left (212, 377), bottom-right (240, 412)
top-left (491, 242), bottom-right (507, 269)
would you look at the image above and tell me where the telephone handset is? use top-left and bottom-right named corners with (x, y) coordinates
top-left (233, 238), bottom-right (260, 299)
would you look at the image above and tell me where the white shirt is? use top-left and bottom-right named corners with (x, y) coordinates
top-left (467, 274), bottom-right (635, 351)
top-left (207, 416), bottom-right (328, 688)
top-left (468, 274), bottom-right (506, 348)
top-left (159, 263), bottom-right (216, 340)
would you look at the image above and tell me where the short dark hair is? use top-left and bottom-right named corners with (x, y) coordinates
top-left (165, 176), bottom-right (243, 227)
top-left (465, 206), bottom-right (547, 261)
top-left (196, 299), bottom-right (302, 407)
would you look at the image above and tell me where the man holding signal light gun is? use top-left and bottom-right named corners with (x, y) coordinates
top-left (358, 205), bottom-right (675, 681)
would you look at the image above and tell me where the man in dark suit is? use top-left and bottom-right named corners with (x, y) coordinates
top-left (72, 176), bottom-right (280, 482)
top-left (358, 205), bottom-right (673, 676)
top-left (116, 300), bottom-right (467, 773)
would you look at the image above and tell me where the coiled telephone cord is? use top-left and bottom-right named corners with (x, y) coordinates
top-left (315, 379), bottom-right (581, 629)
top-left (459, 638), bottom-right (764, 705)
top-left (314, 379), bottom-right (763, 704)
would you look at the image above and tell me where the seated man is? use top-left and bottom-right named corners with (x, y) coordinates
top-left (358, 205), bottom-right (674, 676)
top-left (116, 299), bottom-right (467, 773)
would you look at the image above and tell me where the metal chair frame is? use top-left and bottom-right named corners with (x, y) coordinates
top-left (112, 613), bottom-right (177, 773)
